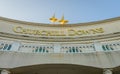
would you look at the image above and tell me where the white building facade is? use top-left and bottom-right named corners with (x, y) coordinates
top-left (0, 17), bottom-right (120, 74)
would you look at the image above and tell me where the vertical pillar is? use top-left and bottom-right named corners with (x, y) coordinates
top-left (103, 69), bottom-right (112, 74)
top-left (94, 41), bottom-right (103, 51)
top-left (1, 70), bottom-right (10, 74)
top-left (54, 43), bottom-right (61, 53)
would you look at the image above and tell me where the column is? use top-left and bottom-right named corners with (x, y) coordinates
top-left (94, 41), bottom-right (103, 51)
top-left (103, 69), bottom-right (112, 74)
top-left (54, 43), bottom-right (61, 53)
top-left (1, 70), bottom-right (10, 74)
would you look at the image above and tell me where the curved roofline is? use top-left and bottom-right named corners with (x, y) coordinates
top-left (0, 16), bottom-right (120, 27)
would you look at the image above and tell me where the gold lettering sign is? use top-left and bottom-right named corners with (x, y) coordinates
top-left (13, 26), bottom-right (104, 36)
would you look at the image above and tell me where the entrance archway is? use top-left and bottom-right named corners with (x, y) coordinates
top-left (10, 64), bottom-right (103, 74)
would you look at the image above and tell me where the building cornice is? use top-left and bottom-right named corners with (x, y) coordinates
top-left (0, 16), bottom-right (120, 27)
top-left (0, 32), bottom-right (119, 42)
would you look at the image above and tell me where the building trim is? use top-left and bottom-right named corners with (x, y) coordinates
top-left (0, 16), bottom-right (120, 27)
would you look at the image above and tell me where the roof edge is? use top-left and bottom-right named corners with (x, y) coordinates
top-left (0, 16), bottom-right (120, 27)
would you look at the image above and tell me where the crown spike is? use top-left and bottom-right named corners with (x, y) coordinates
top-left (49, 14), bottom-right (58, 23)
top-left (59, 15), bottom-right (68, 25)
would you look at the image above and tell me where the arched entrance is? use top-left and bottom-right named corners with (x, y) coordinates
top-left (9, 64), bottom-right (103, 74)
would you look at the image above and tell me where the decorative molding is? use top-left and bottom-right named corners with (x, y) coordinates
top-left (0, 16), bottom-right (120, 27)
top-left (0, 32), bottom-right (120, 42)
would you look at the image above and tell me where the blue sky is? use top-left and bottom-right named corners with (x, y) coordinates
top-left (0, 0), bottom-right (120, 24)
